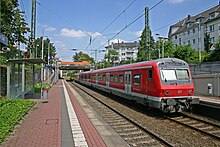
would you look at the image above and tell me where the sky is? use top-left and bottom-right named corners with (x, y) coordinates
top-left (19, 0), bottom-right (219, 62)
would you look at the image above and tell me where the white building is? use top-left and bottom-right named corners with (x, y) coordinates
top-left (169, 4), bottom-right (220, 52)
top-left (105, 41), bottom-right (139, 63)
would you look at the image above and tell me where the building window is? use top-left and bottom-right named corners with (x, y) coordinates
top-left (133, 74), bottom-right (141, 86)
top-left (209, 25), bottom-right (214, 32)
top-left (188, 30), bottom-right (190, 35)
top-left (188, 40), bottom-right (190, 45)
top-left (193, 29), bottom-right (195, 33)
top-left (210, 37), bottom-right (215, 43)
top-left (193, 39), bottom-right (196, 44)
top-left (179, 38), bottom-right (181, 43)
top-left (210, 13), bottom-right (215, 19)
top-left (183, 41), bottom-right (186, 45)
top-left (119, 75), bottom-right (124, 84)
top-left (175, 36), bottom-right (177, 39)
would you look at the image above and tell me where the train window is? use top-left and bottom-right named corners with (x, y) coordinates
top-left (160, 69), bottom-right (177, 81)
top-left (176, 69), bottom-right (189, 80)
top-left (98, 75), bottom-right (101, 81)
top-left (133, 74), bottom-right (141, 86)
top-left (110, 75), bottom-right (114, 82)
top-left (148, 70), bottom-right (153, 80)
top-left (93, 75), bottom-right (96, 80)
top-left (102, 75), bottom-right (106, 81)
top-left (119, 75), bottom-right (124, 84)
top-left (114, 75), bottom-right (118, 83)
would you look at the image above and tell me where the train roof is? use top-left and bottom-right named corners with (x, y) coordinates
top-left (80, 58), bottom-right (188, 74)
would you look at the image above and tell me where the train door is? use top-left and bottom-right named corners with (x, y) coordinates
top-left (106, 73), bottom-right (110, 88)
top-left (96, 73), bottom-right (98, 85)
top-left (125, 71), bottom-right (132, 94)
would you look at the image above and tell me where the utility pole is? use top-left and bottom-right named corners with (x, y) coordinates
top-left (41, 29), bottom-right (44, 81)
top-left (145, 7), bottom-right (150, 60)
top-left (30, 0), bottom-right (36, 58)
top-left (0, 0), bottom-right (2, 51)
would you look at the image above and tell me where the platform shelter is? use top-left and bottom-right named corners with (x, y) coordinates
top-left (7, 58), bottom-right (46, 98)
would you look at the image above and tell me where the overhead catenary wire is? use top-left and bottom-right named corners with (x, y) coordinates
top-left (20, 0), bottom-right (28, 20)
top-left (36, 1), bottom-right (91, 38)
top-left (85, 0), bottom-right (138, 50)
top-left (96, 0), bottom-right (165, 50)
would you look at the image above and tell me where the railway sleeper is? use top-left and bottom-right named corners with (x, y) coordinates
top-left (191, 123), bottom-right (206, 127)
top-left (119, 130), bottom-right (144, 136)
top-left (134, 140), bottom-right (161, 146)
top-left (112, 124), bottom-right (134, 129)
top-left (117, 127), bottom-right (139, 132)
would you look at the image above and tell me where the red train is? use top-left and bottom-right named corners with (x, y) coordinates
top-left (78, 58), bottom-right (199, 113)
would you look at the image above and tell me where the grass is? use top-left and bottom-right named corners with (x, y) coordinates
top-left (0, 99), bottom-right (36, 144)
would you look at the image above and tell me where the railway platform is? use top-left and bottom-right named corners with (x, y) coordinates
top-left (196, 94), bottom-right (220, 109)
top-left (2, 80), bottom-right (128, 147)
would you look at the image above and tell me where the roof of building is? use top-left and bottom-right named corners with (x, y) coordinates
top-left (7, 58), bottom-right (46, 64)
top-left (169, 4), bottom-right (220, 37)
top-left (105, 41), bottom-right (139, 49)
top-left (60, 61), bottom-right (91, 65)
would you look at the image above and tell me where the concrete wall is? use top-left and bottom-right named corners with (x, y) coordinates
top-left (193, 73), bottom-right (220, 97)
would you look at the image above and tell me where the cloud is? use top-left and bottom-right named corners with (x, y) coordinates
top-left (129, 31), bottom-right (142, 37)
top-left (60, 28), bottom-right (102, 38)
top-left (38, 24), bottom-right (57, 32)
top-left (88, 32), bottom-right (102, 38)
top-left (168, 0), bottom-right (185, 4)
top-left (54, 40), bottom-right (66, 49)
top-left (46, 27), bottom-right (56, 32)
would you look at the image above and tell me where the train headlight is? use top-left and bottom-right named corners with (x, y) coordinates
top-left (165, 91), bottom-right (169, 96)
top-left (188, 90), bottom-right (192, 95)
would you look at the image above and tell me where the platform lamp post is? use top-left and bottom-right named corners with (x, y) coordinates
top-left (35, 44), bottom-right (39, 58)
top-left (47, 42), bottom-right (53, 84)
top-left (91, 49), bottom-right (106, 69)
top-left (196, 21), bottom-right (202, 62)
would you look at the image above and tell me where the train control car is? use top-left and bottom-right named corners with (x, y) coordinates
top-left (79, 58), bottom-right (199, 113)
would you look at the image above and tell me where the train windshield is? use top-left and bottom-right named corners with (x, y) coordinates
top-left (160, 69), bottom-right (189, 81)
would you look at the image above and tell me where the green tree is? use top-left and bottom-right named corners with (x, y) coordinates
top-left (204, 33), bottom-right (211, 53)
top-left (72, 51), bottom-right (94, 63)
top-left (104, 49), bottom-right (119, 67)
top-left (137, 27), bottom-right (155, 62)
top-left (0, 0), bottom-right (29, 64)
top-left (1, 0), bottom-right (29, 46)
top-left (206, 40), bottom-right (220, 61)
top-left (33, 38), bottom-right (56, 63)
top-left (173, 45), bottom-right (198, 63)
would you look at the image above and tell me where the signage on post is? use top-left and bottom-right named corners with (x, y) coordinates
top-left (0, 33), bottom-right (8, 46)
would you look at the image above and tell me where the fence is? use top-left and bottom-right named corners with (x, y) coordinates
top-left (190, 61), bottom-right (220, 75)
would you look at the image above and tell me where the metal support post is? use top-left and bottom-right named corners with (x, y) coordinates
top-left (7, 65), bottom-right (11, 98)
top-left (21, 62), bottom-right (25, 98)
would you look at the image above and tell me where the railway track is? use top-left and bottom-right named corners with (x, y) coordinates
top-left (164, 113), bottom-right (220, 140)
top-left (70, 82), bottom-right (173, 147)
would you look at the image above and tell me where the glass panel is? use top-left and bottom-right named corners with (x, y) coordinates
top-left (110, 75), bottom-right (114, 82)
top-left (114, 75), bottom-right (118, 83)
top-left (160, 69), bottom-right (177, 81)
top-left (119, 75), bottom-right (124, 84)
top-left (148, 70), bottom-right (152, 79)
top-left (133, 74), bottom-right (141, 86)
top-left (176, 69), bottom-right (189, 80)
